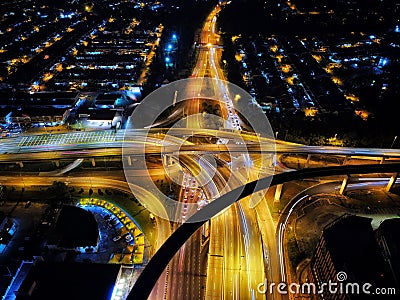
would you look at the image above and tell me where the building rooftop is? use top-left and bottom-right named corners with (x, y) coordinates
top-left (87, 110), bottom-right (117, 121)
top-left (322, 215), bottom-right (389, 285)
top-left (376, 218), bottom-right (400, 289)
top-left (47, 206), bottom-right (99, 248)
top-left (16, 261), bottom-right (120, 300)
top-left (377, 218), bottom-right (400, 257)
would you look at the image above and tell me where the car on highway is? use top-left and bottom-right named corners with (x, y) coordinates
top-left (125, 234), bottom-right (133, 243)
top-left (113, 235), bottom-right (122, 242)
top-left (108, 217), bottom-right (117, 227)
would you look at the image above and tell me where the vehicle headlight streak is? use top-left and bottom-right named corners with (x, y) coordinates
top-left (237, 202), bottom-right (252, 292)
top-left (278, 194), bottom-right (308, 283)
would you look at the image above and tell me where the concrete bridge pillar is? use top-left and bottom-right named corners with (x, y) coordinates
top-left (127, 156), bottom-right (132, 166)
top-left (339, 176), bottom-right (349, 195)
top-left (305, 154), bottom-right (312, 168)
top-left (268, 154), bottom-right (275, 168)
top-left (386, 173), bottom-right (398, 192)
top-left (54, 160), bottom-right (60, 167)
top-left (274, 184), bottom-right (283, 204)
top-left (91, 158), bottom-right (96, 167)
top-left (163, 154), bottom-right (171, 167)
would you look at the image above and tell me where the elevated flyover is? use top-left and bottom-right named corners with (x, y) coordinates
top-left (128, 162), bottom-right (400, 300)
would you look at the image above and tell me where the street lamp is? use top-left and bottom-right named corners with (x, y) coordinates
top-left (222, 60), bottom-right (227, 73)
top-left (165, 57), bottom-right (172, 68)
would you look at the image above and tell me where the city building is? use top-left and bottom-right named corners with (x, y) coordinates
top-left (46, 205), bottom-right (99, 251)
top-left (376, 218), bottom-right (400, 291)
top-left (309, 215), bottom-right (392, 300)
top-left (0, 91), bottom-right (79, 130)
top-left (0, 211), bottom-right (16, 251)
top-left (14, 261), bottom-right (121, 300)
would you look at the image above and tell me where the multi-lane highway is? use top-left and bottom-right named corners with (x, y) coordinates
top-left (186, 4), bottom-right (269, 299)
top-left (163, 6), bottom-right (227, 296)
top-left (129, 163), bottom-right (400, 300)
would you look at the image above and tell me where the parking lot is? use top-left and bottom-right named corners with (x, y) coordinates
top-left (75, 205), bottom-right (141, 264)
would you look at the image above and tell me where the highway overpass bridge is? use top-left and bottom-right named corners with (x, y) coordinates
top-left (1, 128), bottom-right (400, 163)
top-left (128, 162), bottom-right (400, 300)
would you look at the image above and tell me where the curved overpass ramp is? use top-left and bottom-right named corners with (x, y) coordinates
top-left (128, 163), bottom-right (400, 300)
